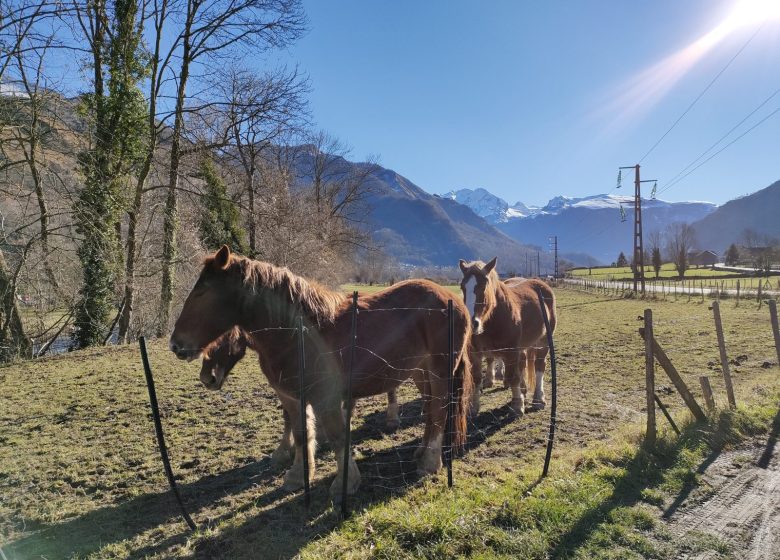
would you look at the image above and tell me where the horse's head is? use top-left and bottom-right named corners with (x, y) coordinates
top-left (199, 328), bottom-right (248, 390)
top-left (170, 245), bottom-right (243, 361)
top-left (458, 257), bottom-right (498, 335)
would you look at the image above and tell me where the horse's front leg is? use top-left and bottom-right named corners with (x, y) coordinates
top-left (482, 356), bottom-right (495, 389)
top-left (504, 350), bottom-right (526, 416)
top-left (385, 388), bottom-right (400, 431)
top-left (315, 397), bottom-right (361, 502)
top-left (531, 346), bottom-right (548, 410)
top-left (271, 407), bottom-right (294, 467)
top-left (279, 397), bottom-right (316, 492)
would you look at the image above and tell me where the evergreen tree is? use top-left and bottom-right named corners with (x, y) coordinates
top-left (198, 157), bottom-right (248, 254)
top-left (725, 243), bottom-right (740, 266)
top-left (616, 252), bottom-right (628, 268)
top-left (652, 247), bottom-right (662, 278)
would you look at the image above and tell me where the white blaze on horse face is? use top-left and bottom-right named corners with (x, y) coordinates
top-left (464, 276), bottom-right (477, 319)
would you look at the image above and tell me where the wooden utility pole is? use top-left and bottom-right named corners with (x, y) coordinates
top-left (633, 165), bottom-right (646, 294)
top-left (550, 235), bottom-right (559, 278)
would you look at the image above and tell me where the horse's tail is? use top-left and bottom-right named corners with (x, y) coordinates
top-left (452, 332), bottom-right (473, 451)
top-left (541, 281), bottom-right (557, 335)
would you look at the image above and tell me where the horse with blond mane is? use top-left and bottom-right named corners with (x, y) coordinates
top-left (171, 246), bottom-right (473, 500)
top-left (459, 257), bottom-right (556, 415)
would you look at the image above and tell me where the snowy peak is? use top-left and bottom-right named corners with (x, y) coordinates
top-left (445, 187), bottom-right (509, 222)
top-left (536, 193), bottom-right (717, 215)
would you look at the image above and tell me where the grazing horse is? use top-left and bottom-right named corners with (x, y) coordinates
top-left (459, 257), bottom-right (556, 415)
top-left (171, 246), bottom-right (473, 500)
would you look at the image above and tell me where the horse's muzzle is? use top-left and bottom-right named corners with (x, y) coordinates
top-left (200, 363), bottom-right (226, 390)
top-left (472, 318), bottom-right (484, 335)
top-left (169, 337), bottom-right (200, 361)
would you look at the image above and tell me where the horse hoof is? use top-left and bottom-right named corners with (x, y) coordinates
top-left (510, 400), bottom-right (525, 416)
top-left (482, 378), bottom-right (494, 389)
top-left (271, 447), bottom-right (294, 467)
top-left (531, 400), bottom-right (546, 411)
top-left (282, 475), bottom-right (304, 492)
top-left (413, 445), bottom-right (425, 460)
top-left (329, 474), bottom-right (361, 500)
top-left (385, 419), bottom-right (400, 432)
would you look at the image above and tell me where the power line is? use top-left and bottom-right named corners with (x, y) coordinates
top-left (638, 23), bottom-right (765, 164)
top-left (661, 85), bottom-right (780, 188)
top-left (658, 105), bottom-right (780, 195)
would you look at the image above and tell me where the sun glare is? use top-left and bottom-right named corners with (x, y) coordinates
top-left (722, 0), bottom-right (780, 33)
top-left (598, 0), bottom-right (779, 133)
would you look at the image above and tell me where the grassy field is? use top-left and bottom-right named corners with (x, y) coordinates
top-left (570, 263), bottom-right (737, 281)
top-left (1, 287), bottom-right (779, 559)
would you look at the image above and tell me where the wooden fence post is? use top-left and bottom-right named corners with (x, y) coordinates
top-left (645, 309), bottom-right (656, 446)
top-left (711, 301), bottom-right (736, 409)
top-left (639, 328), bottom-right (707, 422)
top-left (769, 299), bottom-right (780, 369)
top-left (699, 376), bottom-right (715, 410)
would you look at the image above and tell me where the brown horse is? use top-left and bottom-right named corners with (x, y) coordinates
top-left (459, 257), bottom-right (556, 415)
top-left (171, 246), bottom-right (472, 499)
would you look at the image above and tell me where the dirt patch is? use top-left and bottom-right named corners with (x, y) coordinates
top-left (663, 435), bottom-right (780, 559)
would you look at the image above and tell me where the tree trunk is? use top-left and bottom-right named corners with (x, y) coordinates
top-left (157, 12), bottom-right (193, 337)
top-left (0, 249), bottom-right (32, 362)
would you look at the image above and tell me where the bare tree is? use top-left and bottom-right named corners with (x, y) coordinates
top-left (665, 222), bottom-right (696, 279)
top-left (212, 65), bottom-right (309, 256)
top-left (157, 0), bottom-right (307, 336)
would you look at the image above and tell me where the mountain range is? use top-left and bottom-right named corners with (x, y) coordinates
top-left (446, 188), bottom-right (718, 264)
top-left (292, 153), bottom-right (555, 272)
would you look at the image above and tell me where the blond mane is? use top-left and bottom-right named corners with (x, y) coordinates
top-left (218, 255), bottom-right (347, 325)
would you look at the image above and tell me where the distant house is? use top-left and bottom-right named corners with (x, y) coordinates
top-left (688, 250), bottom-right (719, 266)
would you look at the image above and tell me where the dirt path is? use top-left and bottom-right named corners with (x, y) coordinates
top-left (663, 436), bottom-right (780, 560)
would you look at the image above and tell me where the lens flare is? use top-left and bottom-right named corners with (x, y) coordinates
top-left (597, 0), bottom-right (779, 132)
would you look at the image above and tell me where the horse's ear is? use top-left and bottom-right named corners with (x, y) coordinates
top-left (458, 259), bottom-right (467, 273)
top-left (484, 257), bottom-right (498, 274)
top-left (214, 245), bottom-right (231, 269)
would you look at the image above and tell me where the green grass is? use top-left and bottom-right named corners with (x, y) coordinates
top-left (2, 287), bottom-right (778, 558)
top-left (570, 263), bottom-right (737, 281)
top-left (300, 405), bottom-right (776, 559)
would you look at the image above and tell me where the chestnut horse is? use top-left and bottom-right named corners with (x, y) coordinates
top-left (171, 246), bottom-right (472, 500)
top-left (459, 257), bottom-right (556, 415)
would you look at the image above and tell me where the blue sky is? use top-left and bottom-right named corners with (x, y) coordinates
top-left (274, 0), bottom-right (780, 207)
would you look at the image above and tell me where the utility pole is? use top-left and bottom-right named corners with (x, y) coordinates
top-left (619, 164), bottom-right (656, 295)
top-left (536, 251), bottom-right (540, 278)
top-left (549, 235), bottom-right (559, 278)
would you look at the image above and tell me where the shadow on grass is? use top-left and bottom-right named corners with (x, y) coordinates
top-left (548, 410), bottom-right (765, 558)
top-left (5, 401), bottom-right (523, 560)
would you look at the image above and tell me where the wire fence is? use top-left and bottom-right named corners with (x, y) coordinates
top-left (139, 289), bottom-right (561, 523)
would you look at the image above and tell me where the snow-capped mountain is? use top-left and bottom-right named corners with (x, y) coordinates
top-left (445, 188), bottom-right (540, 222)
top-left (444, 188), bottom-right (717, 264)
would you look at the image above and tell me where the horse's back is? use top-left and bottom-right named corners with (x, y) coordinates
top-left (360, 279), bottom-right (459, 311)
top-left (505, 277), bottom-right (556, 337)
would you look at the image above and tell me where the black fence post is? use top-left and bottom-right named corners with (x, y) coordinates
top-left (445, 299), bottom-right (454, 487)
top-left (537, 289), bottom-right (558, 479)
top-left (139, 337), bottom-right (197, 531)
top-left (298, 315), bottom-right (310, 507)
top-left (341, 291), bottom-right (358, 517)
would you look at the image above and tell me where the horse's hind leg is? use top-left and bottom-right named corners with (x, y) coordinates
top-left (279, 396), bottom-right (316, 492)
top-left (531, 345), bottom-right (549, 410)
top-left (271, 408), bottom-right (295, 467)
top-left (413, 373), bottom-right (431, 460)
top-left (417, 360), bottom-right (446, 474)
top-left (385, 388), bottom-right (400, 431)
